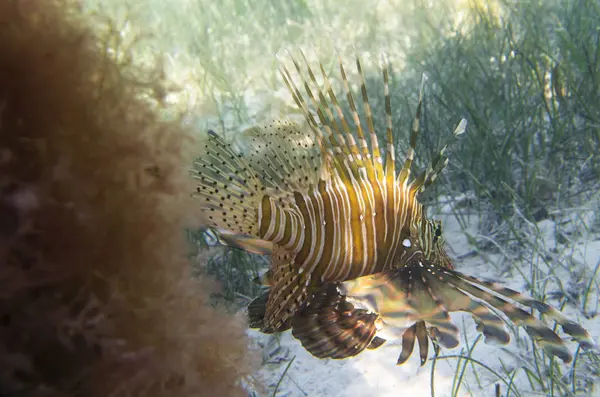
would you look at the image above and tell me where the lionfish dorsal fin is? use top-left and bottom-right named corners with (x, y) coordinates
top-left (397, 73), bottom-right (427, 187)
top-left (192, 121), bottom-right (321, 247)
top-left (388, 70), bottom-right (466, 196)
top-left (355, 55), bottom-right (385, 182)
top-left (381, 54), bottom-right (396, 187)
top-left (191, 131), bottom-right (263, 236)
top-left (337, 54), bottom-right (376, 180)
top-left (313, 56), bottom-right (355, 162)
top-left (279, 54), bottom-right (340, 180)
top-left (232, 120), bottom-right (322, 203)
top-left (286, 51), bottom-right (367, 182)
top-left (410, 118), bottom-right (467, 195)
top-left (280, 51), bottom-right (400, 187)
top-left (296, 51), bottom-right (354, 161)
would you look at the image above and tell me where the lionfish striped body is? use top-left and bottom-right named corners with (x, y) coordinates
top-left (192, 53), bottom-right (596, 365)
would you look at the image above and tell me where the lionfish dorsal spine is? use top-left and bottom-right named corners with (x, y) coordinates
top-left (355, 56), bottom-right (385, 181)
top-left (412, 117), bottom-right (467, 193)
top-left (381, 54), bottom-right (395, 174)
top-left (397, 73), bottom-right (427, 188)
top-left (337, 56), bottom-right (373, 176)
top-left (283, 51), bottom-right (360, 184)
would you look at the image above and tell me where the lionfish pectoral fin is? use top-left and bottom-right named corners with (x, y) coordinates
top-left (213, 228), bottom-right (274, 256)
top-left (416, 321), bottom-right (431, 366)
top-left (291, 284), bottom-right (380, 359)
top-left (340, 267), bottom-right (460, 365)
top-left (424, 271), bottom-right (511, 346)
top-left (409, 266), bottom-right (461, 350)
top-left (437, 268), bottom-right (596, 364)
top-left (367, 336), bottom-right (386, 350)
top-left (461, 273), bottom-right (597, 352)
top-left (397, 323), bottom-right (417, 365)
top-left (357, 265), bottom-right (461, 348)
top-left (341, 266), bottom-right (463, 364)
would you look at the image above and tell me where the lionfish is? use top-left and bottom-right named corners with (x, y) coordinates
top-left (191, 52), bottom-right (596, 365)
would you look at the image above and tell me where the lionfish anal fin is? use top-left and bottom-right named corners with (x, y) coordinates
top-left (247, 289), bottom-right (291, 333)
top-left (262, 247), bottom-right (311, 332)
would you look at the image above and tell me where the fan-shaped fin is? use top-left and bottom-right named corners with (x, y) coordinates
top-left (291, 284), bottom-right (380, 359)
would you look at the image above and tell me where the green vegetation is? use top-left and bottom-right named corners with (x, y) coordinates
top-left (83, 0), bottom-right (600, 395)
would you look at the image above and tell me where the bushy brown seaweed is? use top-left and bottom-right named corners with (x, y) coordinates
top-left (0, 1), bottom-right (257, 396)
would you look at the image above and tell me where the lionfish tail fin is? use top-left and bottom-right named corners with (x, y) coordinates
top-left (291, 284), bottom-right (381, 359)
